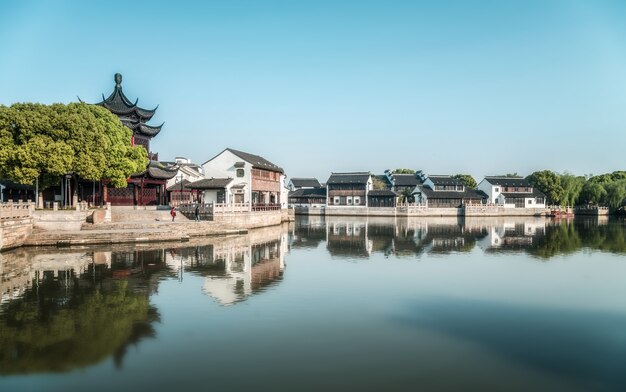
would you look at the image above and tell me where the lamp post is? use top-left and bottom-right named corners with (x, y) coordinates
top-left (180, 174), bottom-right (184, 206)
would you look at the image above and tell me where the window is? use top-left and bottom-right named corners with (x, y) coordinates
top-left (495, 187), bottom-right (500, 192)
top-left (236, 169), bottom-right (244, 177)
top-left (354, 196), bottom-right (360, 205)
top-left (334, 197), bottom-right (340, 205)
top-left (527, 199), bottom-right (532, 204)
top-left (347, 196), bottom-right (353, 205)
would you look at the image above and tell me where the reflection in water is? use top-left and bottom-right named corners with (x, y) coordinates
top-left (166, 226), bottom-right (288, 305)
top-left (0, 247), bottom-right (162, 374)
top-left (0, 224), bottom-right (290, 374)
top-left (292, 215), bottom-right (626, 260)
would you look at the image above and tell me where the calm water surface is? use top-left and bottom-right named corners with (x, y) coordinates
top-left (1, 216), bottom-right (626, 391)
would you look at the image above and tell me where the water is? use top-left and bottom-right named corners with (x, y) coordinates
top-left (1, 216), bottom-right (626, 391)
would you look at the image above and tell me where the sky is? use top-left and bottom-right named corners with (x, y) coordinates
top-left (1, 0), bottom-right (625, 182)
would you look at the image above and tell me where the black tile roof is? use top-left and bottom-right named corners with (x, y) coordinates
top-left (132, 160), bottom-right (178, 180)
top-left (166, 179), bottom-right (193, 192)
top-left (226, 148), bottom-right (284, 173)
top-left (392, 174), bottom-right (418, 187)
top-left (290, 178), bottom-right (322, 188)
top-left (0, 179), bottom-right (34, 190)
top-left (427, 175), bottom-right (464, 186)
top-left (95, 73), bottom-right (162, 138)
top-left (327, 172), bottom-right (371, 185)
top-left (188, 178), bottom-right (233, 190)
top-left (483, 177), bottom-right (530, 187)
top-left (368, 190), bottom-right (397, 197)
top-left (289, 188), bottom-right (327, 198)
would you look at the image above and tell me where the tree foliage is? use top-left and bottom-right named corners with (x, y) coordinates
top-left (0, 103), bottom-right (147, 188)
top-left (372, 176), bottom-right (388, 190)
top-left (392, 168), bottom-right (415, 174)
top-left (559, 173), bottom-right (585, 207)
top-left (453, 174), bottom-right (477, 189)
top-left (527, 170), bottom-right (563, 205)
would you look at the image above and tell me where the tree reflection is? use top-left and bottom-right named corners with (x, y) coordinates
top-left (0, 277), bottom-right (157, 374)
top-left (299, 216), bottom-right (626, 260)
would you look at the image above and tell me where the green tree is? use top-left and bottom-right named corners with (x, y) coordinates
top-left (400, 188), bottom-right (415, 203)
top-left (527, 170), bottom-right (564, 205)
top-left (579, 182), bottom-right (607, 205)
top-left (0, 103), bottom-right (147, 189)
top-left (392, 168), bottom-right (415, 174)
top-left (453, 174), bottom-right (477, 189)
top-left (559, 173), bottom-right (585, 207)
top-left (604, 180), bottom-right (626, 209)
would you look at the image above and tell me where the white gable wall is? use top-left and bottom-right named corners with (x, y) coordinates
top-left (202, 150), bottom-right (252, 203)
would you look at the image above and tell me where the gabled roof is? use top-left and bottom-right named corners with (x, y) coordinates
top-left (166, 179), bottom-right (193, 192)
top-left (226, 148), bottom-right (284, 173)
top-left (203, 148), bottom-right (284, 173)
top-left (327, 172), bottom-right (371, 185)
top-left (368, 190), bottom-right (397, 197)
top-left (290, 178), bottom-right (322, 188)
top-left (391, 174), bottom-right (418, 187)
top-left (427, 175), bottom-right (464, 186)
top-left (483, 176), bottom-right (530, 187)
top-left (288, 188), bottom-right (327, 198)
top-left (188, 178), bottom-right (233, 190)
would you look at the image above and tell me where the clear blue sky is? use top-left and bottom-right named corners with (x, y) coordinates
top-left (1, 0), bottom-right (625, 181)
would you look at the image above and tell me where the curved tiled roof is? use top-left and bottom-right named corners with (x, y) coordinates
top-left (290, 178), bottom-right (321, 188)
top-left (227, 148), bottom-right (284, 173)
top-left (289, 188), bottom-right (327, 198)
top-left (483, 176), bottom-right (530, 187)
top-left (96, 73), bottom-right (161, 138)
top-left (188, 178), bottom-right (233, 190)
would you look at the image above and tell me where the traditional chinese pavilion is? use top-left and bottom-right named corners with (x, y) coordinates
top-left (96, 73), bottom-right (177, 206)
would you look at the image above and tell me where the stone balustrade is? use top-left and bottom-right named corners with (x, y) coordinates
top-left (0, 201), bottom-right (33, 220)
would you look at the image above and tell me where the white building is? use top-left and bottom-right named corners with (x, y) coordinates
top-left (477, 176), bottom-right (546, 208)
top-left (199, 148), bottom-right (286, 209)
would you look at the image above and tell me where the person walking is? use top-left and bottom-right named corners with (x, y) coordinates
top-left (170, 206), bottom-right (176, 222)
top-left (194, 204), bottom-right (200, 222)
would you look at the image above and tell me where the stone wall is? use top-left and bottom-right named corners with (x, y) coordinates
top-left (212, 210), bottom-right (283, 229)
top-left (0, 217), bottom-right (33, 251)
top-left (33, 210), bottom-right (92, 231)
top-left (110, 206), bottom-right (188, 222)
top-left (463, 205), bottom-right (548, 217)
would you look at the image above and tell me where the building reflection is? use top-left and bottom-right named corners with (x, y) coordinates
top-left (164, 224), bottom-right (289, 306)
top-left (297, 215), bottom-right (625, 259)
top-left (0, 224), bottom-right (290, 374)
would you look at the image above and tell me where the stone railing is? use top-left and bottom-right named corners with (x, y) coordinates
top-left (0, 201), bottom-right (33, 220)
top-left (180, 202), bottom-right (251, 215)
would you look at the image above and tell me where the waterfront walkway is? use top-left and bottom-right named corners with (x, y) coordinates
top-left (25, 221), bottom-right (248, 247)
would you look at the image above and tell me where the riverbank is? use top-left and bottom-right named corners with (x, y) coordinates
top-left (1, 204), bottom-right (294, 251)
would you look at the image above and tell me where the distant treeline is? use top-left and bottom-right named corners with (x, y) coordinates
top-left (526, 170), bottom-right (626, 209)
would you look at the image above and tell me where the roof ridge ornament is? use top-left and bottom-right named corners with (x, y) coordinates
top-left (114, 73), bottom-right (122, 86)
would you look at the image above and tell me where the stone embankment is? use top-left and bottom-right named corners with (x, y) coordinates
top-left (12, 205), bottom-right (292, 249)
